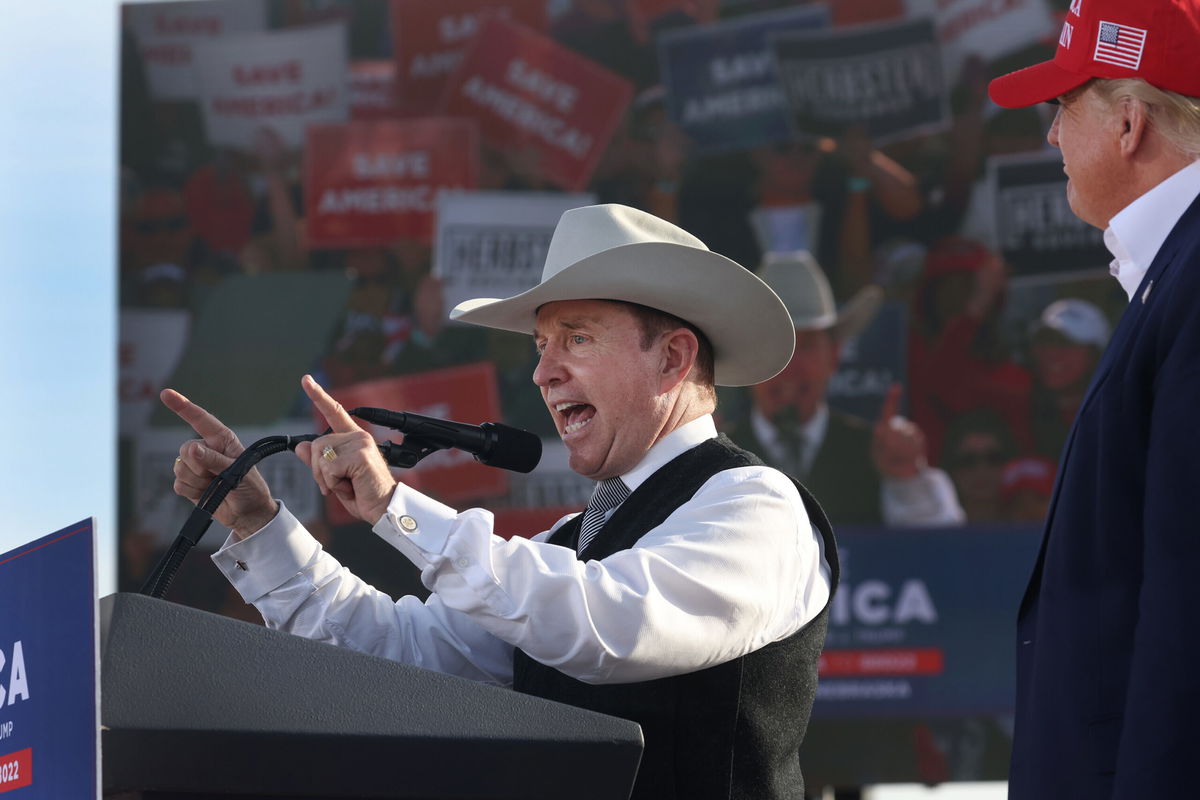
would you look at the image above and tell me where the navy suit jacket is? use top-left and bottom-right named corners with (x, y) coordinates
top-left (1009, 191), bottom-right (1200, 799)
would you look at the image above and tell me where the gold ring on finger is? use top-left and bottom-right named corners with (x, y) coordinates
top-left (321, 445), bottom-right (338, 462)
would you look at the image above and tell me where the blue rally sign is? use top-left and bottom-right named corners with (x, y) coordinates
top-left (990, 151), bottom-right (1110, 278)
top-left (828, 301), bottom-right (908, 423)
top-left (0, 520), bottom-right (98, 798)
top-left (657, 4), bottom-right (830, 153)
top-left (771, 16), bottom-right (949, 145)
top-left (814, 524), bottom-right (1041, 719)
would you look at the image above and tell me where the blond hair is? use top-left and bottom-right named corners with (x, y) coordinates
top-left (1089, 79), bottom-right (1200, 160)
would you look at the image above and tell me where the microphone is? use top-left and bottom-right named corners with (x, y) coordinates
top-left (350, 407), bottom-right (542, 474)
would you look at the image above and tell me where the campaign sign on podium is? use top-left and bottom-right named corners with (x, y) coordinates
top-left (0, 520), bottom-right (98, 798)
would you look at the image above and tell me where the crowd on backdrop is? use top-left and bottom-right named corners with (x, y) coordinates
top-left (115, 0), bottom-right (1124, 614)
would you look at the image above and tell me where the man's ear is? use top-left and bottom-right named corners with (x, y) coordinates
top-left (1118, 96), bottom-right (1150, 159)
top-left (658, 327), bottom-right (700, 393)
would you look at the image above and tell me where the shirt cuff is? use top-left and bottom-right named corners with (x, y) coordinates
top-left (881, 467), bottom-right (966, 527)
top-left (211, 500), bottom-right (322, 601)
top-left (372, 482), bottom-right (460, 565)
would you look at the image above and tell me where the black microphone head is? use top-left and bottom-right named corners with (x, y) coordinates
top-left (477, 423), bottom-right (542, 473)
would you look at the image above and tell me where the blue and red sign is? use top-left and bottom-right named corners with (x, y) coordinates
top-left (814, 524), bottom-right (1040, 719)
top-left (0, 520), bottom-right (98, 798)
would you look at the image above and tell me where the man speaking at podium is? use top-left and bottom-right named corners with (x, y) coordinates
top-left (164, 204), bottom-right (837, 800)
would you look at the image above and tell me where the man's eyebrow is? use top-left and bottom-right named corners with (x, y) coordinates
top-left (534, 316), bottom-right (605, 336)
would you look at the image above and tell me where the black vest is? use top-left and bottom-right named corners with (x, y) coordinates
top-left (513, 436), bottom-right (840, 800)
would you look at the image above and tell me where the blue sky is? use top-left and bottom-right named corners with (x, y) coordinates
top-left (0, 0), bottom-right (118, 590)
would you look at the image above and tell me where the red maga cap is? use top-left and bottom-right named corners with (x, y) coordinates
top-left (989, 0), bottom-right (1200, 108)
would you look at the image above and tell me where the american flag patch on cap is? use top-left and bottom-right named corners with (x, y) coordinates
top-left (1093, 21), bottom-right (1148, 70)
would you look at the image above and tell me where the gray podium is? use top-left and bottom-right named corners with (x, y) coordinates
top-left (100, 593), bottom-right (643, 799)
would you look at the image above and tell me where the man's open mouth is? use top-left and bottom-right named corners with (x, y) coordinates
top-left (555, 401), bottom-right (596, 435)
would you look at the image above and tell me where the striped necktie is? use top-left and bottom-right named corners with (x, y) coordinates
top-left (577, 477), bottom-right (631, 554)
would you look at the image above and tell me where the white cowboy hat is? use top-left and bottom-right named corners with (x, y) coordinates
top-left (757, 250), bottom-right (883, 342)
top-left (450, 204), bottom-right (795, 386)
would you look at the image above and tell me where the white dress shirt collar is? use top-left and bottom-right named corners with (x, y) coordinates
top-left (750, 403), bottom-right (828, 476)
top-left (619, 414), bottom-right (718, 492)
top-left (1104, 160), bottom-right (1200, 301)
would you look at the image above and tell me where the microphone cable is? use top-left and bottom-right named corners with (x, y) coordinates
top-left (140, 433), bottom-right (319, 600)
top-left (141, 410), bottom-right (539, 599)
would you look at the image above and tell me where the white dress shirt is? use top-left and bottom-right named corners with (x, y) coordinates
top-left (1105, 160), bottom-right (1200, 301)
top-left (750, 403), bottom-right (965, 527)
top-left (212, 415), bottom-right (831, 687)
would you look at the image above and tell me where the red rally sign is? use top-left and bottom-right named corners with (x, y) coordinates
top-left (319, 362), bottom-right (509, 524)
top-left (349, 60), bottom-right (399, 121)
top-left (390, 0), bottom-right (547, 115)
top-left (305, 118), bottom-right (479, 247)
top-left (439, 17), bottom-right (633, 191)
